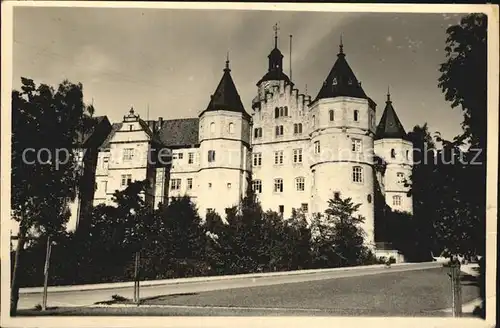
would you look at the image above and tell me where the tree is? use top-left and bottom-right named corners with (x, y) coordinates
top-left (436, 13), bottom-right (487, 257)
top-left (284, 209), bottom-right (312, 270)
top-left (438, 13), bottom-right (487, 152)
top-left (404, 124), bottom-right (440, 260)
top-left (310, 195), bottom-right (368, 268)
top-left (10, 78), bottom-right (94, 315)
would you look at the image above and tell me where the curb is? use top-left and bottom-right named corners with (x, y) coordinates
top-left (19, 262), bottom-right (440, 294)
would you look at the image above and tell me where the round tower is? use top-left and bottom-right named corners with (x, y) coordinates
top-left (309, 41), bottom-right (377, 246)
top-left (197, 58), bottom-right (252, 217)
top-left (374, 89), bottom-right (413, 214)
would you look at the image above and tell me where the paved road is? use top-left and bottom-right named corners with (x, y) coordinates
top-left (18, 262), bottom-right (442, 310)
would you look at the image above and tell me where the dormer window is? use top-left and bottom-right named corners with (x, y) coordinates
top-left (348, 79), bottom-right (353, 85)
top-left (332, 78), bottom-right (338, 85)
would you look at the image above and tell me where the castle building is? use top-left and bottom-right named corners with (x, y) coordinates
top-left (69, 31), bottom-right (413, 249)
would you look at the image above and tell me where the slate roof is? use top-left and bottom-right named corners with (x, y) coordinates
top-left (257, 46), bottom-right (292, 86)
top-left (76, 116), bottom-right (109, 146)
top-left (314, 44), bottom-right (376, 108)
top-left (98, 117), bottom-right (200, 150)
top-left (199, 60), bottom-right (249, 119)
top-left (257, 43), bottom-right (293, 86)
top-left (157, 118), bottom-right (199, 148)
top-left (375, 94), bottom-right (409, 141)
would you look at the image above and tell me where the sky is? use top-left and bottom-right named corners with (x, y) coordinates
top-left (12, 6), bottom-right (468, 141)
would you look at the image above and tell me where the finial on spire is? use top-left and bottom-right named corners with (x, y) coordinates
top-left (339, 33), bottom-right (344, 54)
top-left (273, 22), bottom-right (280, 48)
top-left (225, 51), bottom-right (230, 71)
top-left (387, 85), bottom-right (391, 102)
top-left (129, 106), bottom-right (135, 115)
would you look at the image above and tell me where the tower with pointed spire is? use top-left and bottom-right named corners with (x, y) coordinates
top-left (374, 88), bottom-right (413, 214)
top-left (309, 38), bottom-right (378, 247)
top-left (197, 57), bottom-right (252, 216)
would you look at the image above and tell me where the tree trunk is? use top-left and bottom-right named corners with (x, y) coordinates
top-left (10, 227), bottom-right (27, 316)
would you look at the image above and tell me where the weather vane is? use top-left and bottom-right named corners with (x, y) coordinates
top-left (273, 22), bottom-right (280, 47)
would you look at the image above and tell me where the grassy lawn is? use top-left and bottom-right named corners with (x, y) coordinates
top-left (17, 267), bottom-right (480, 317)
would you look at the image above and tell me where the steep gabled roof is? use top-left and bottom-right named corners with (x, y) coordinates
top-left (200, 60), bottom-right (249, 119)
top-left (99, 123), bottom-right (123, 150)
top-left (314, 43), bottom-right (375, 108)
top-left (375, 93), bottom-right (408, 141)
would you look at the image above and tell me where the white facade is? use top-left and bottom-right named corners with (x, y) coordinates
top-left (78, 42), bottom-right (414, 250)
top-left (374, 138), bottom-right (413, 214)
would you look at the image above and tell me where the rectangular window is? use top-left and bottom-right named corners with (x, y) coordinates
top-left (314, 141), bottom-right (321, 154)
top-left (397, 172), bottom-right (405, 184)
top-left (188, 152), bottom-right (194, 164)
top-left (274, 178), bottom-right (283, 193)
top-left (123, 148), bottom-right (134, 161)
top-left (252, 180), bottom-right (262, 193)
top-left (301, 203), bottom-right (308, 213)
top-left (294, 123), bottom-right (303, 135)
top-left (254, 128), bottom-right (262, 138)
top-left (293, 149), bottom-right (303, 163)
top-left (351, 138), bottom-right (362, 152)
top-left (208, 150), bottom-right (216, 162)
top-left (170, 178), bottom-right (182, 190)
top-left (352, 166), bottom-right (363, 183)
top-left (393, 195), bottom-right (402, 206)
top-left (178, 152), bottom-right (184, 160)
top-left (253, 153), bottom-right (262, 167)
top-left (295, 177), bottom-right (305, 191)
top-left (274, 151), bottom-right (284, 165)
top-left (187, 178), bottom-right (193, 190)
top-left (275, 125), bottom-right (284, 136)
top-left (121, 174), bottom-right (132, 187)
top-left (102, 157), bottom-right (109, 168)
top-left (279, 205), bottom-right (284, 214)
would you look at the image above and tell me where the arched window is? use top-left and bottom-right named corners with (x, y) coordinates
top-left (228, 122), bottom-right (234, 134)
top-left (329, 110), bottom-right (334, 121)
top-left (352, 166), bottom-right (363, 183)
top-left (275, 107), bottom-right (279, 118)
top-left (284, 106), bottom-right (288, 116)
top-left (354, 110), bottom-right (359, 122)
top-left (391, 149), bottom-right (396, 159)
top-left (298, 123), bottom-right (302, 134)
top-left (312, 115), bottom-right (316, 127)
top-left (406, 150), bottom-right (410, 160)
top-left (210, 122), bottom-right (216, 134)
top-left (280, 107), bottom-right (284, 117)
